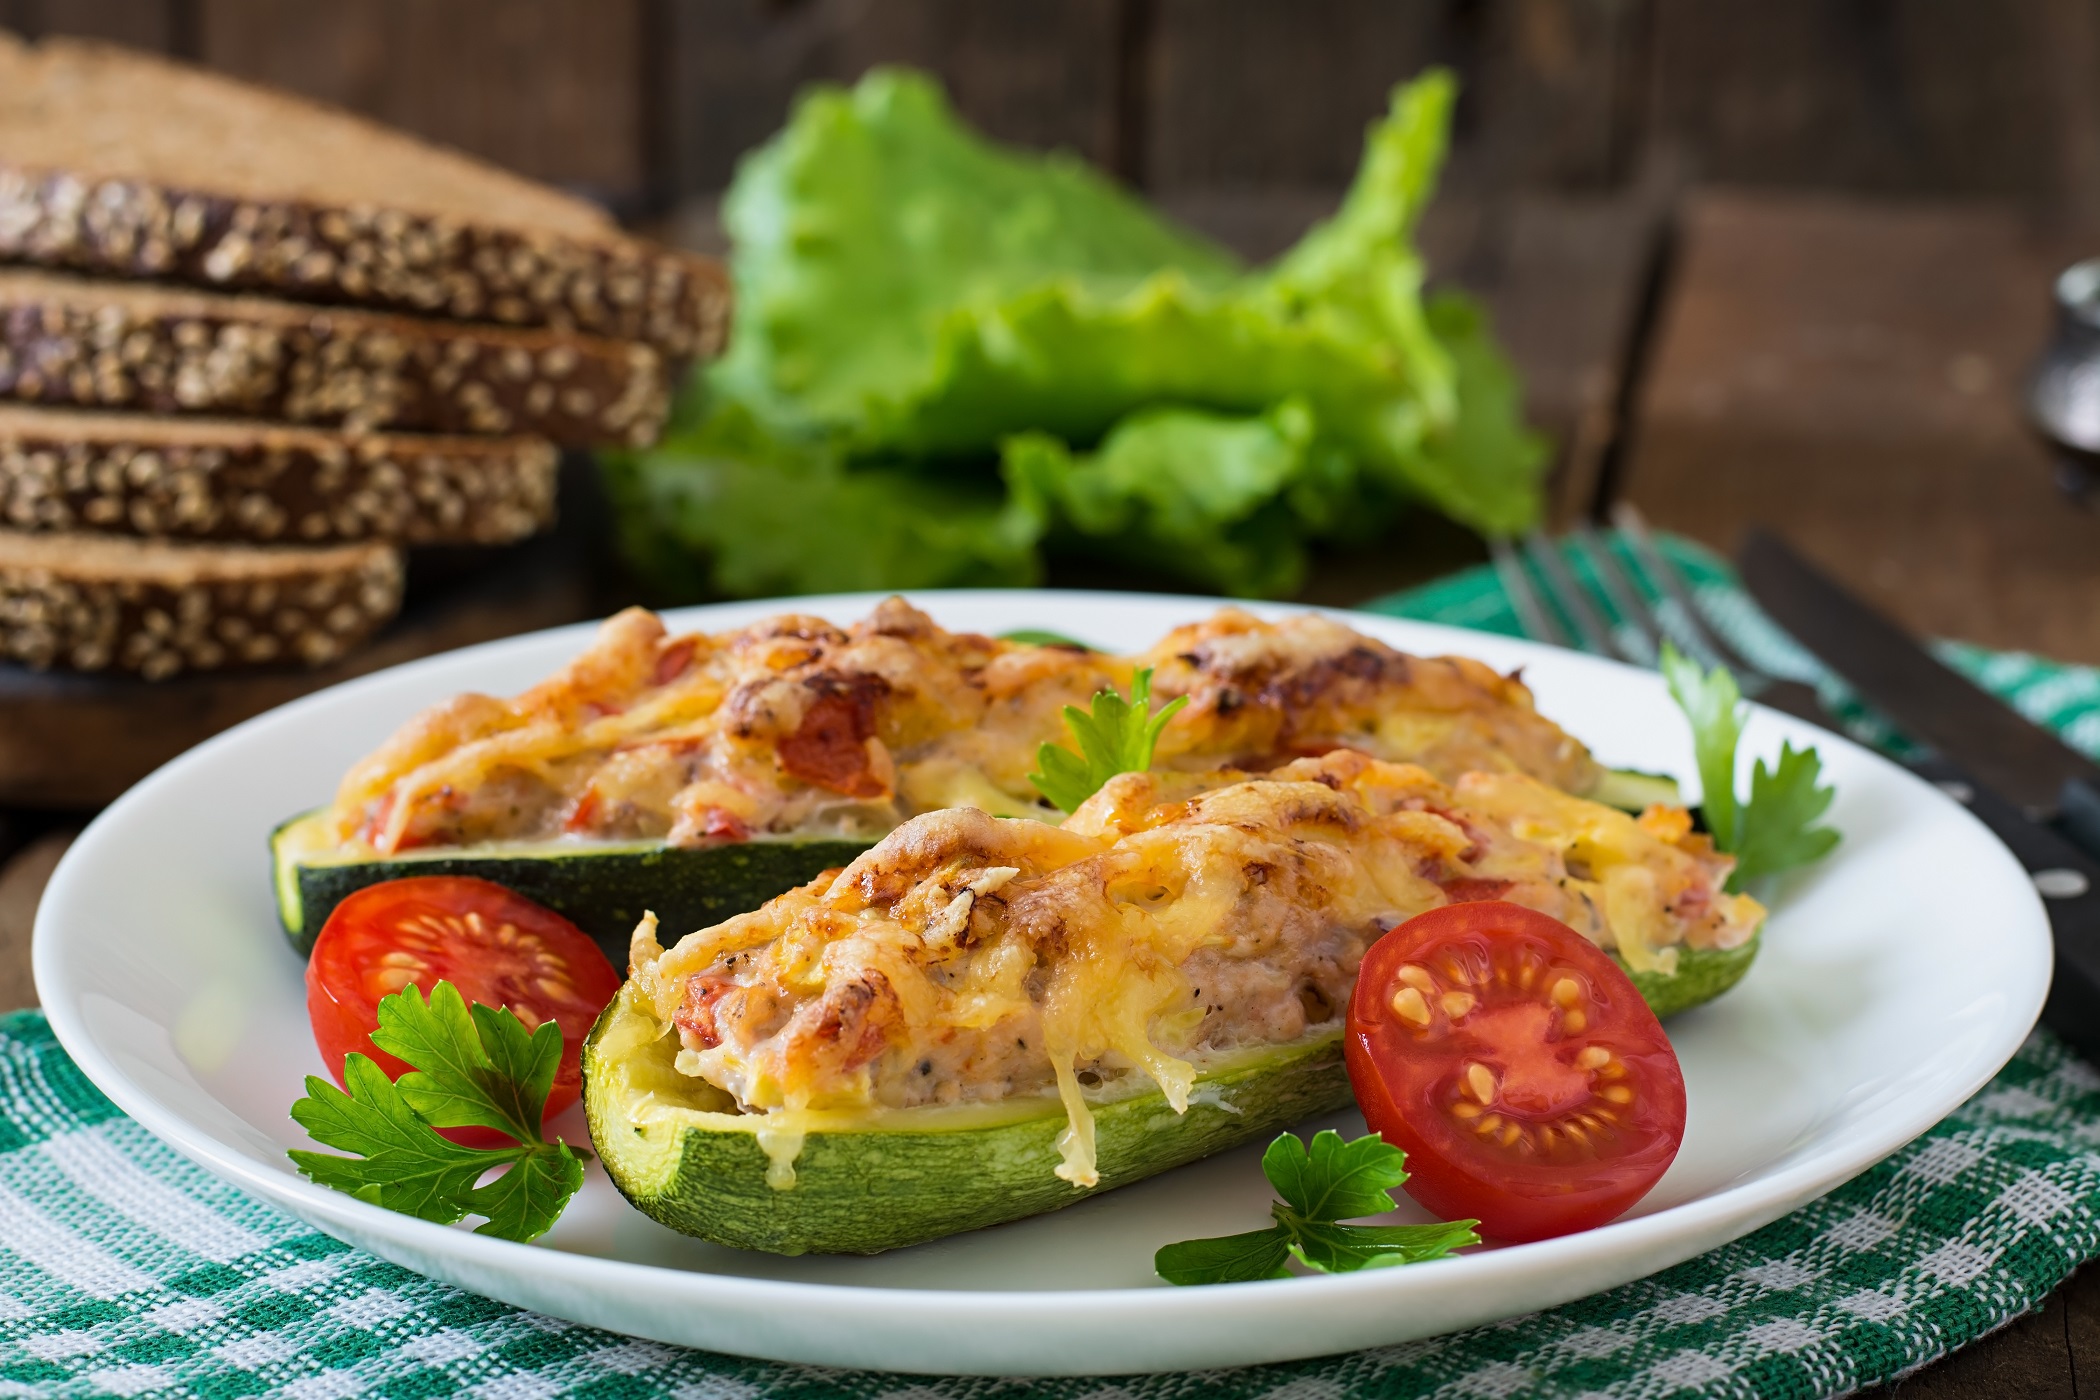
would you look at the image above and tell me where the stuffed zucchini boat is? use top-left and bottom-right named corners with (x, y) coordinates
top-left (586, 750), bottom-right (1763, 1255)
top-left (277, 598), bottom-right (1680, 955)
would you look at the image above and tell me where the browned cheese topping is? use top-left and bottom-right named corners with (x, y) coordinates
top-left (318, 598), bottom-right (1605, 859)
top-left (627, 750), bottom-right (1761, 1185)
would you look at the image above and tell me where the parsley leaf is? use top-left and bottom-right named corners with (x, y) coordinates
top-left (1660, 641), bottom-right (1839, 891)
top-left (1155, 1130), bottom-right (1478, 1285)
top-left (1731, 741), bottom-right (1842, 885)
top-left (1262, 1127), bottom-right (1410, 1221)
top-left (1288, 1219), bottom-right (1485, 1273)
top-left (1030, 667), bottom-right (1189, 812)
top-left (1155, 1227), bottom-right (1295, 1285)
top-left (1659, 640), bottom-right (1745, 851)
top-left (289, 981), bottom-right (590, 1243)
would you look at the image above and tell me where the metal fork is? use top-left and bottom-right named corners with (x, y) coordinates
top-left (1490, 504), bottom-right (1827, 725)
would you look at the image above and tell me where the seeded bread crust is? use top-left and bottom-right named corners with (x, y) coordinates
top-left (0, 168), bottom-right (731, 362)
top-left (0, 270), bottom-right (670, 446)
top-left (0, 530), bottom-right (402, 678)
top-left (0, 407), bottom-right (557, 544)
top-left (0, 37), bottom-right (728, 358)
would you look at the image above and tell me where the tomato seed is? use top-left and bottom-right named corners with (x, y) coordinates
top-left (1389, 986), bottom-right (1432, 1026)
top-left (1439, 991), bottom-right (1475, 1019)
top-left (1550, 977), bottom-right (1582, 1007)
top-left (1396, 963), bottom-right (1435, 993)
top-left (1602, 1085), bottom-right (1634, 1104)
top-left (1562, 1010), bottom-right (1588, 1034)
top-left (1576, 1046), bottom-right (1612, 1069)
top-left (1464, 1062), bottom-right (1498, 1103)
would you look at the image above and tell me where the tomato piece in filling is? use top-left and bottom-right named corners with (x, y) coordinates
top-left (776, 676), bottom-right (890, 798)
top-left (306, 877), bottom-right (621, 1142)
top-left (1345, 901), bottom-right (1687, 1242)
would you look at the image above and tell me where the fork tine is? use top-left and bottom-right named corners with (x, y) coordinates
top-left (1571, 523), bottom-right (1662, 666)
top-left (1521, 530), bottom-right (1621, 659)
top-left (1490, 537), bottom-right (1571, 647)
top-left (1608, 502), bottom-right (1755, 675)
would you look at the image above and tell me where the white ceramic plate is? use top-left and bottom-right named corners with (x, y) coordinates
top-left (35, 590), bottom-right (2051, 1377)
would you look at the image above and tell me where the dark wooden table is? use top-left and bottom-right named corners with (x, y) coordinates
top-left (3, 184), bottom-right (2097, 1393)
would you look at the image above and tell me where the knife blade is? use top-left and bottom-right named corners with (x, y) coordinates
top-left (1738, 528), bottom-right (2100, 1059)
top-left (1740, 528), bottom-right (2100, 859)
top-left (1902, 752), bottom-right (2100, 1064)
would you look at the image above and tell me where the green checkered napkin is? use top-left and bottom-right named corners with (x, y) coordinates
top-left (8, 536), bottom-right (2100, 1400)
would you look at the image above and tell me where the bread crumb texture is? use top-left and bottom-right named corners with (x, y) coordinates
top-left (0, 531), bottom-right (402, 678)
top-left (0, 408), bottom-right (556, 544)
top-left (0, 271), bottom-right (672, 448)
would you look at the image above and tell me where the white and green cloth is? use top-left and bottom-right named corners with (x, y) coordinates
top-left (6, 535), bottom-right (2100, 1399)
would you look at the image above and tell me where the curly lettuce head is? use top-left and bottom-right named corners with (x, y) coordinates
top-left (610, 67), bottom-right (1546, 600)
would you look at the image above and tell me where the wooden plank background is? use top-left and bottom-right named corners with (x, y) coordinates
top-left (3, 0), bottom-right (2097, 219)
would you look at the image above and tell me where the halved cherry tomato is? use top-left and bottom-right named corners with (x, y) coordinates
top-left (1345, 901), bottom-right (1686, 1242)
top-left (306, 877), bottom-right (622, 1138)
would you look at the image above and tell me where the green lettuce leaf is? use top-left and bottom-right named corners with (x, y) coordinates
top-left (610, 65), bottom-right (1546, 598)
top-left (1002, 398), bottom-right (1361, 597)
top-left (602, 403), bottom-right (1046, 598)
top-left (718, 68), bottom-right (1240, 442)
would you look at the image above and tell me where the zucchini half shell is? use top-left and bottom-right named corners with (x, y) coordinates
top-left (583, 983), bottom-right (1356, 1256)
top-left (270, 810), bottom-right (872, 960)
top-left (583, 931), bottom-right (1758, 1256)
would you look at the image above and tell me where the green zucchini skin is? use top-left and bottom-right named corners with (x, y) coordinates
top-left (583, 985), bottom-right (1354, 1256)
top-left (1590, 766), bottom-right (1685, 813)
top-left (271, 811), bottom-right (871, 961)
top-left (1619, 932), bottom-right (1761, 1021)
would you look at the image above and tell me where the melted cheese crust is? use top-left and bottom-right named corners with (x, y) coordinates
top-left (629, 750), bottom-right (1760, 1186)
top-left (319, 599), bottom-right (1602, 857)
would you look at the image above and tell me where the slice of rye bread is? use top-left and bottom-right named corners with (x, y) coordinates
top-left (0, 35), bottom-right (729, 359)
top-left (0, 530), bottom-right (402, 679)
top-left (0, 406), bottom-right (556, 545)
top-left (0, 269), bottom-right (670, 446)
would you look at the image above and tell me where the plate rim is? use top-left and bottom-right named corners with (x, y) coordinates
top-left (30, 587), bottom-right (2055, 1375)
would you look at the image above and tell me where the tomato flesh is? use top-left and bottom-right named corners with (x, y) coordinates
top-left (305, 876), bottom-right (622, 1137)
top-left (1345, 901), bottom-right (1687, 1242)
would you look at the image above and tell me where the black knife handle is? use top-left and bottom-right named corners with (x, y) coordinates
top-left (1902, 754), bottom-right (2100, 1063)
top-left (2061, 777), bottom-right (2100, 863)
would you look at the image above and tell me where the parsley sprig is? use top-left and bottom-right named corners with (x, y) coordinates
top-left (1155, 1131), bottom-right (1478, 1285)
top-left (289, 982), bottom-right (588, 1243)
top-left (1030, 666), bottom-right (1189, 813)
top-left (1660, 641), bottom-right (1840, 890)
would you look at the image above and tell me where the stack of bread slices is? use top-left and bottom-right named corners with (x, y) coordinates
top-left (0, 34), bottom-right (726, 679)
